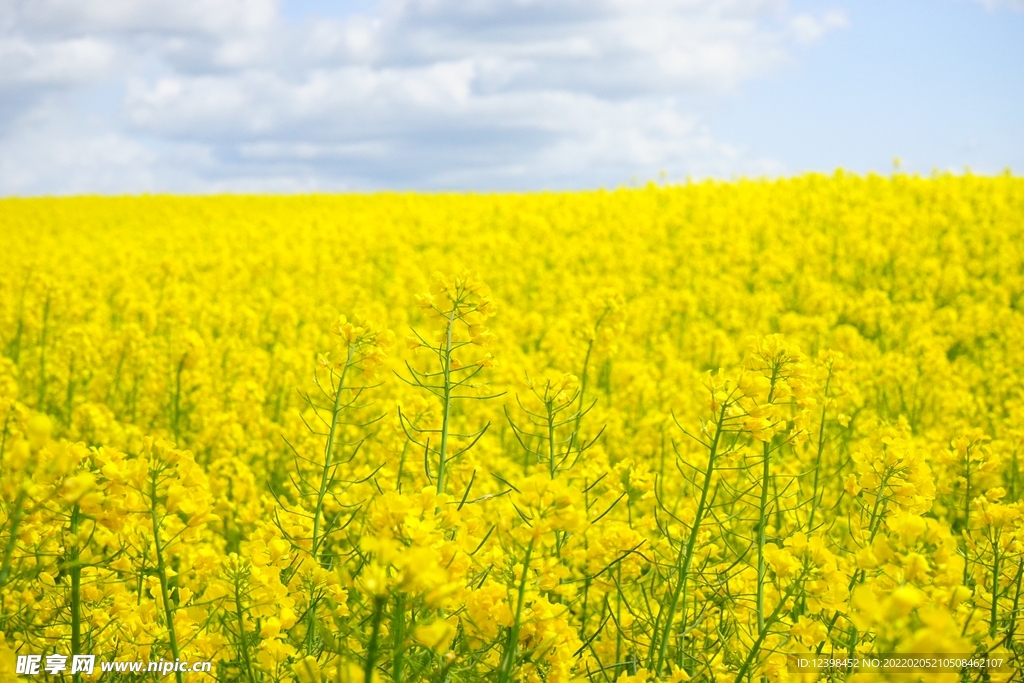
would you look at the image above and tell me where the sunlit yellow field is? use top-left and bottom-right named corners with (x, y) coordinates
top-left (2, 172), bottom-right (1023, 683)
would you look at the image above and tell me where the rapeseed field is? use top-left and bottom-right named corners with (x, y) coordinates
top-left (1, 171), bottom-right (1023, 682)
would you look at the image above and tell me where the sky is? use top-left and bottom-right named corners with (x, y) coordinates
top-left (0, 0), bottom-right (1021, 195)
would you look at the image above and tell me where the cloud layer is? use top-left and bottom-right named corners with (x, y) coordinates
top-left (0, 0), bottom-right (849, 194)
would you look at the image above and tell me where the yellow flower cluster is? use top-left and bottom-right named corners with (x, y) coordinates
top-left (1, 171), bottom-right (1023, 682)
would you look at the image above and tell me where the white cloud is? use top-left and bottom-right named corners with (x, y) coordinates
top-left (0, 37), bottom-right (116, 86)
top-left (0, 0), bottom-right (847, 194)
top-left (14, 0), bottom-right (279, 36)
top-left (789, 9), bottom-right (849, 46)
top-left (0, 113), bottom-right (165, 195)
top-left (972, 0), bottom-right (1024, 10)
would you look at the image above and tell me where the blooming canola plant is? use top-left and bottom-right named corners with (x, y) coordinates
top-left (0, 172), bottom-right (1023, 682)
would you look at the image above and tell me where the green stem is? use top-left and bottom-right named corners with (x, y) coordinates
top-left (807, 371), bottom-right (832, 530)
top-left (69, 505), bottom-right (82, 683)
top-left (499, 538), bottom-right (534, 683)
top-left (0, 487), bottom-right (29, 588)
top-left (654, 402), bottom-right (727, 674)
top-left (0, 410), bottom-right (10, 469)
top-left (171, 357), bottom-right (185, 444)
top-left (436, 307), bottom-right (456, 496)
top-left (547, 403), bottom-right (557, 479)
top-left (150, 472), bottom-right (183, 683)
top-left (392, 593), bottom-right (406, 683)
top-left (732, 573), bottom-right (805, 683)
top-left (1002, 561), bottom-right (1022, 649)
top-left (312, 344), bottom-right (353, 563)
top-left (396, 441), bottom-right (409, 493)
top-left (816, 469), bottom-right (895, 654)
top-left (614, 565), bottom-right (622, 670)
top-left (964, 455), bottom-right (972, 586)
top-left (756, 364), bottom-right (781, 632)
top-left (365, 595), bottom-right (386, 683)
top-left (575, 307), bottom-right (610, 435)
top-left (990, 531), bottom-right (1001, 639)
top-left (756, 439), bottom-right (771, 633)
top-left (233, 572), bottom-right (257, 683)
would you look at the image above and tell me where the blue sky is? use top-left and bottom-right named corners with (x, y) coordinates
top-left (0, 0), bottom-right (1020, 195)
top-left (714, 0), bottom-right (1024, 175)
